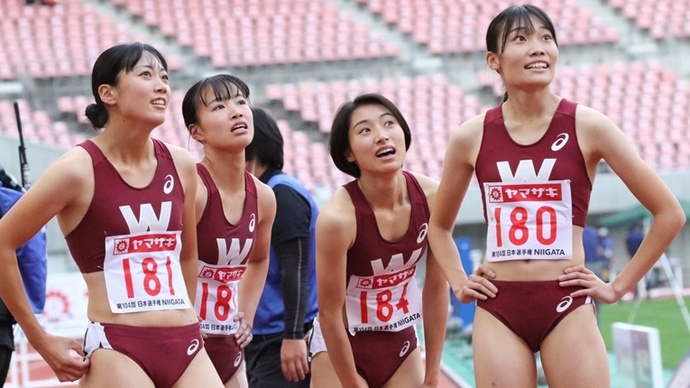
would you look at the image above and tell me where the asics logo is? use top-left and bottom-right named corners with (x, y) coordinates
top-left (551, 133), bottom-right (569, 152)
top-left (187, 339), bottom-right (200, 355)
top-left (163, 174), bottom-right (175, 194)
top-left (417, 223), bottom-right (428, 244)
top-left (399, 340), bottom-right (411, 357)
top-left (249, 213), bottom-right (256, 233)
top-left (556, 296), bottom-right (573, 313)
top-left (234, 352), bottom-right (242, 367)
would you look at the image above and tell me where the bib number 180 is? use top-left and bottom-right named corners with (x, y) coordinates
top-left (493, 206), bottom-right (557, 247)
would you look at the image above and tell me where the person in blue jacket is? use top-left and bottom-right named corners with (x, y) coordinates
top-left (0, 169), bottom-right (47, 383)
top-left (244, 106), bottom-right (319, 387)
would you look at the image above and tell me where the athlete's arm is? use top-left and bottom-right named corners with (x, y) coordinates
top-left (421, 248), bottom-right (449, 386)
top-left (561, 106), bottom-right (685, 302)
top-left (0, 149), bottom-right (91, 382)
top-left (428, 116), bottom-right (497, 303)
top-left (271, 184), bottom-right (313, 382)
top-left (169, 145), bottom-right (200, 303)
top-left (236, 178), bottom-right (276, 347)
top-left (413, 174), bottom-right (450, 386)
top-left (315, 191), bottom-right (365, 388)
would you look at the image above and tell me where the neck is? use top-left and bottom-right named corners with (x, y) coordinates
top-left (503, 89), bottom-right (559, 119)
top-left (201, 149), bottom-right (247, 190)
top-left (93, 130), bottom-right (153, 163)
top-left (357, 170), bottom-right (406, 209)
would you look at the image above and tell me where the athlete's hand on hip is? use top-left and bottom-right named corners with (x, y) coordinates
top-left (559, 264), bottom-right (618, 303)
top-left (456, 264), bottom-right (497, 304)
top-left (281, 338), bottom-right (309, 382)
top-left (233, 311), bottom-right (253, 348)
top-left (35, 333), bottom-right (90, 382)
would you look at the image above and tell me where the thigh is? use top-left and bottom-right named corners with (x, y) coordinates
top-left (173, 348), bottom-right (224, 388)
top-left (309, 352), bottom-right (343, 388)
top-left (225, 361), bottom-right (248, 388)
top-left (80, 349), bottom-right (155, 388)
top-left (540, 305), bottom-right (609, 388)
top-left (381, 348), bottom-right (423, 388)
top-left (472, 307), bottom-right (538, 388)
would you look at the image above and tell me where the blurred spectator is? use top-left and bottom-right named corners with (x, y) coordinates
top-left (583, 225), bottom-right (612, 321)
top-left (26, 0), bottom-right (57, 5)
top-left (0, 178), bottom-right (48, 384)
top-left (596, 226), bottom-right (614, 281)
top-left (626, 221), bottom-right (645, 299)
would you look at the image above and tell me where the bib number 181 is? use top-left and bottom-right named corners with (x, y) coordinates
top-left (122, 256), bottom-right (175, 298)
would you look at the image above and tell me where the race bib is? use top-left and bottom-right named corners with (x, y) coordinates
top-left (345, 266), bottom-right (422, 335)
top-left (484, 180), bottom-right (573, 262)
top-left (103, 231), bottom-right (191, 313)
top-left (195, 262), bottom-right (246, 335)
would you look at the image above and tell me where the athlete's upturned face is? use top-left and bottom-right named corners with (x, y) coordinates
top-left (346, 103), bottom-right (406, 174)
top-left (111, 52), bottom-right (170, 128)
top-left (488, 15), bottom-right (558, 90)
top-left (192, 85), bottom-right (253, 151)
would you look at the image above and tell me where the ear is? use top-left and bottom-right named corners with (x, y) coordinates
top-left (486, 52), bottom-right (501, 73)
top-left (344, 148), bottom-right (355, 163)
top-left (98, 84), bottom-right (117, 106)
top-left (189, 124), bottom-right (205, 142)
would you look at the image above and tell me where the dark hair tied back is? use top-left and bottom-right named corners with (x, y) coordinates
top-left (84, 103), bottom-right (108, 129)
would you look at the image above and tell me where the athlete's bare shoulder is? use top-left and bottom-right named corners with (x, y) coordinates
top-left (406, 171), bottom-right (439, 203)
top-left (164, 142), bottom-right (198, 168)
top-left (317, 186), bottom-right (356, 233)
top-left (315, 185), bottom-right (358, 251)
top-left (162, 141), bottom-right (198, 192)
top-left (573, 103), bottom-right (626, 161)
top-left (452, 112), bottom-right (486, 139)
top-left (446, 111), bottom-right (487, 167)
top-left (46, 145), bottom-right (94, 191)
top-left (574, 104), bottom-right (617, 132)
top-left (251, 174), bottom-right (277, 215)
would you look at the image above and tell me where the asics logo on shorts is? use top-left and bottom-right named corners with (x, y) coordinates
top-left (417, 223), bottom-right (428, 244)
top-left (556, 296), bottom-right (573, 313)
top-left (187, 338), bottom-right (200, 355)
top-left (234, 352), bottom-right (242, 367)
top-left (163, 174), bottom-right (175, 194)
top-left (399, 340), bottom-right (411, 357)
top-left (551, 133), bottom-right (569, 152)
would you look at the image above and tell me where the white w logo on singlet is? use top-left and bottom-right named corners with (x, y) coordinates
top-left (497, 158), bottom-right (556, 182)
top-left (370, 248), bottom-right (423, 273)
top-left (120, 202), bottom-right (172, 233)
top-left (217, 238), bottom-right (254, 266)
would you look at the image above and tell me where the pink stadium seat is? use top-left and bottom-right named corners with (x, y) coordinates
top-left (106, 0), bottom-right (396, 67)
top-left (264, 75), bottom-right (490, 178)
top-left (608, 0), bottom-right (690, 39)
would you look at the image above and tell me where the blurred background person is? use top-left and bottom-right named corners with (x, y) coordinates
top-left (244, 106), bottom-right (319, 388)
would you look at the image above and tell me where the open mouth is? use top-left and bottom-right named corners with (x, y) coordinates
top-left (376, 147), bottom-right (396, 157)
top-left (231, 123), bottom-right (248, 132)
top-left (525, 61), bottom-right (549, 69)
